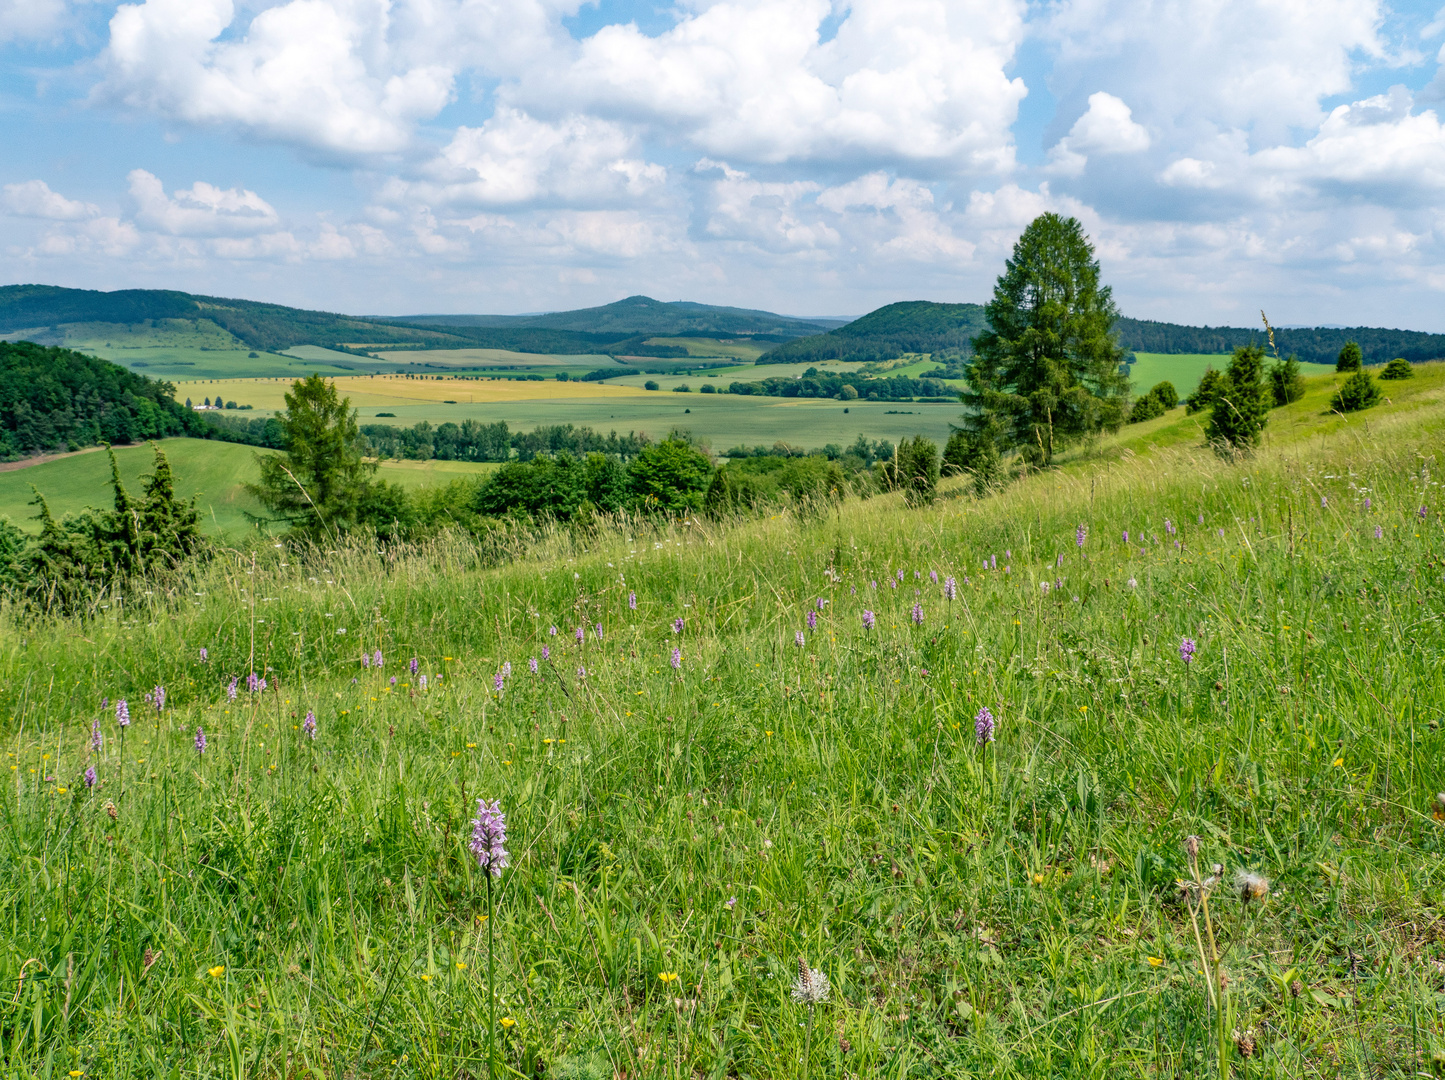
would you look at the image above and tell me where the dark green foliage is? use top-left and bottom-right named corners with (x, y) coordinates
top-left (204, 411), bottom-right (287, 448)
top-left (644, 381), bottom-right (660, 391)
top-left (628, 438), bottom-right (713, 515)
top-left (756, 301), bottom-right (988, 365)
top-left (1268, 354), bottom-right (1306, 405)
top-left (942, 428), bottom-right (1003, 495)
top-left (1379, 358), bottom-right (1414, 380)
top-left (1184, 367), bottom-right (1227, 414)
top-left (1331, 370), bottom-right (1382, 412)
top-left (1127, 381), bottom-right (1180, 424)
top-left (961, 214), bottom-right (1129, 468)
top-left (0, 340), bottom-right (205, 459)
top-left (704, 455), bottom-right (849, 516)
top-left (884, 435), bottom-right (939, 507)
top-left (246, 375), bottom-right (401, 537)
top-left (1149, 381), bottom-right (1179, 409)
top-left (10, 444), bottom-right (208, 612)
top-left (1336, 340), bottom-right (1363, 372)
top-left (1115, 315), bottom-right (1445, 367)
top-left (472, 452), bottom-right (632, 521)
top-left (1206, 345), bottom-right (1271, 452)
top-left (699, 383), bottom-right (716, 393)
top-left (726, 367), bottom-right (950, 401)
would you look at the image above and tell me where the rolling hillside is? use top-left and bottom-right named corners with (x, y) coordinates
top-left (0, 286), bottom-right (830, 361)
top-left (756, 301), bottom-right (989, 364)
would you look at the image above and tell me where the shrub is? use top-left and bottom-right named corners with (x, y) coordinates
top-left (1379, 358), bottom-right (1414, 380)
top-left (1128, 394), bottom-right (1166, 423)
top-left (1184, 367), bottom-right (1226, 414)
top-left (885, 435), bottom-right (939, 507)
top-left (1268, 354), bottom-right (1306, 405)
top-left (1336, 340), bottom-right (1363, 372)
top-left (699, 383), bottom-right (716, 393)
top-left (942, 428), bottom-right (1003, 495)
top-left (644, 380), bottom-right (659, 391)
top-left (1331, 370), bottom-right (1381, 412)
top-left (673, 384), bottom-right (691, 392)
top-left (839, 384), bottom-right (859, 400)
top-left (1149, 381), bottom-right (1179, 409)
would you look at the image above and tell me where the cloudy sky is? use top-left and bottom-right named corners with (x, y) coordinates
top-left (3, 0), bottom-right (1445, 327)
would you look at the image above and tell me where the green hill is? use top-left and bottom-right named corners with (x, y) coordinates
top-left (759, 300), bottom-right (1445, 369)
top-left (1115, 316), bottom-right (1445, 367)
top-left (0, 339), bottom-right (208, 459)
top-left (1, 287), bottom-right (831, 362)
top-left (756, 301), bottom-right (988, 364)
top-left (395, 294), bottom-right (836, 338)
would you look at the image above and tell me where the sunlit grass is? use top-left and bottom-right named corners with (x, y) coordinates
top-left (2, 394), bottom-right (1444, 1077)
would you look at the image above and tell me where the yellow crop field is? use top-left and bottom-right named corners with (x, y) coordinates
top-left (174, 374), bottom-right (652, 410)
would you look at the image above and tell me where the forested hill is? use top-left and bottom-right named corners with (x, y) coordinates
top-left (0, 286), bottom-right (829, 356)
top-left (758, 299), bottom-right (1445, 367)
top-left (0, 340), bottom-right (205, 460)
top-left (1113, 318), bottom-right (1445, 366)
top-left (756, 301), bottom-right (988, 364)
top-left (393, 295), bottom-right (838, 338)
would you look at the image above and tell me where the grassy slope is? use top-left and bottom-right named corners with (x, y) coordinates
top-left (2, 367), bottom-right (1444, 1076)
top-left (0, 439), bottom-right (497, 537)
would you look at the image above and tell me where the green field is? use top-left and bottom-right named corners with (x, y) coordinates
top-left (3, 364), bottom-right (1444, 1076)
top-left (0, 439), bottom-right (497, 537)
top-left (347, 394), bottom-right (964, 449)
top-left (1128, 353), bottom-right (1337, 398)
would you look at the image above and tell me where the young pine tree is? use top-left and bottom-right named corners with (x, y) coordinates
top-left (961, 214), bottom-right (1129, 469)
top-left (1331, 370), bottom-right (1382, 412)
top-left (247, 375), bottom-right (377, 536)
top-left (1336, 340), bottom-right (1363, 372)
top-left (1268, 354), bottom-right (1306, 406)
top-left (1206, 345), bottom-right (1271, 453)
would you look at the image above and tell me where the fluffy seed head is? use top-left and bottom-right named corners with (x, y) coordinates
top-left (1234, 870), bottom-right (1270, 904)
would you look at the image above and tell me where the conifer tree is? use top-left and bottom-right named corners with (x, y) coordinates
top-left (961, 214), bottom-right (1128, 469)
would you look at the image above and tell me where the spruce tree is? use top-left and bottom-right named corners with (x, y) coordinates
top-left (1336, 340), bottom-right (1363, 372)
top-left (961, 214), bottom-right (1128, 469)
top-left (1206, 345), bottom-right (1271, 452)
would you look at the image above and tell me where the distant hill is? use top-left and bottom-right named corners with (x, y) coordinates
top-left (758, 300), bottom-right (1445, 368)
top-left (395, 295), bottom-right (837, 338)
top-left (1, 286), bottom-right (830, 358)
top-left (756, 302), bottom-right (988, 365)
top-left (1114, 318), bottom-right (1445, 367)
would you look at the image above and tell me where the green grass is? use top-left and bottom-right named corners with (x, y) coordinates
top-left (1128, 353), bottom-right (1337, 398)
top-left (644, 338), bottom-right (770, 362)
top-left (0, 439), bottom-right (497, 538)
top-left (3, 381), bottom-right (1445, 1077)
top-left (350, 394), bottom-right (963, 449)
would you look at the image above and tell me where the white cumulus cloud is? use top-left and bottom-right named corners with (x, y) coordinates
top-left (2, 179), bottom-right (100, 220)
top-left (127, 170), bottom-right (281, 236)
top-left (1046, 92), bottom-right (1150, 176)
top-left (100, 0), bottom-right (458, 156)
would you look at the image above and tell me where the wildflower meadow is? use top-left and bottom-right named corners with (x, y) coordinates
top-left (2, 408), bottom-right (1444, 1079)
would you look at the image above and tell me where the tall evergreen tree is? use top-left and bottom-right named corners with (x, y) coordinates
top-left (961, 214), bottom-right (1128, 468)
top-left (1336, 340), bottom-right (1363, 372)
top-left (137, 445), bottom-right (204, 570)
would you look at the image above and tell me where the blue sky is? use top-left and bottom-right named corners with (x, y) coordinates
top-left (4, 0), bottom-right (1445, 328)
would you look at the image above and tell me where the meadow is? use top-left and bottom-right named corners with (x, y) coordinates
top-left (2, 362), bottom-right (1444, 1078)
top-left (0, 440), bottom-right (497, 537)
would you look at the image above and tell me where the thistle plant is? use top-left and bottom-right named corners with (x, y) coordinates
top-left (470, 799), bottom-right (510, 1080)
